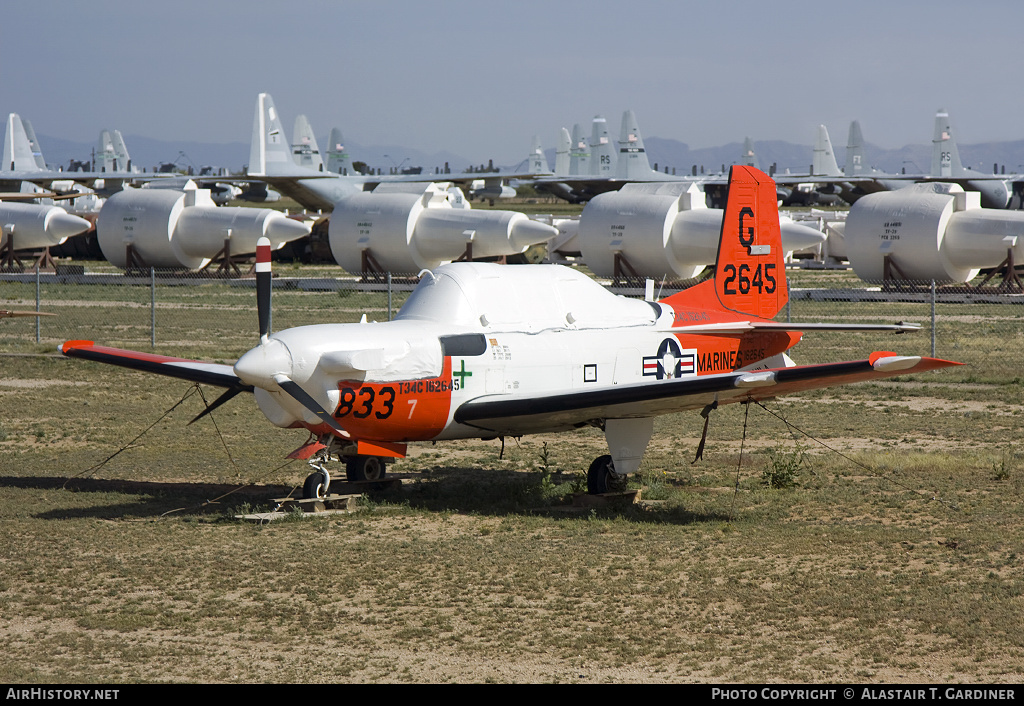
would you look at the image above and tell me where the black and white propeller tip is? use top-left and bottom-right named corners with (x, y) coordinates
top-left (256, 236), bottom-right (272, 340)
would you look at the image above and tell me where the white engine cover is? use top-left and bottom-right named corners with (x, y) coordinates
top-left (844, 183), bottom-right (1024, 283)
top-left (97, 185), bottom-right (310, 269)
top-left (328, 183), bottom-right (556, 274)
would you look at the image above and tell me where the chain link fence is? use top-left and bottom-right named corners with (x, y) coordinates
top-left (2, 263), bottom-right (1020, 384)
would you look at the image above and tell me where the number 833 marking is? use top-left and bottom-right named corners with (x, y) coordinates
top-left (337, 386), bottom-right (396, 420)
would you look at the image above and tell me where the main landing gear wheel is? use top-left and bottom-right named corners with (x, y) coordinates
top-left (303, 469), bottom-right (329, 499)
top-left (587, 454), bottom-right (627, 495)
top-left (346, 455), bottom-right (386, 482)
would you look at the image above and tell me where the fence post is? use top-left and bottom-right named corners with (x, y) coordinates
top-left (35, 268), bottom-right (40, 344)
top-left (931, 279), bottom-right (936, 358)
top-left (151, 267), bottom-right (156, 348)
top-left (387, 272), bottom-right (393, 321)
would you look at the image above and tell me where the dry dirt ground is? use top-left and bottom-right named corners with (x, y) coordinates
top-left (1, 354), bottom-right (1022, 683)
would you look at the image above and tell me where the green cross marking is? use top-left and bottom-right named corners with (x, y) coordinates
top-left (453, 359), bottom-right (473, 387)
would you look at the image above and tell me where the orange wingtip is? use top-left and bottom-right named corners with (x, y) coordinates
top-left (869, 351), bottom-right (963, 369)
top-left (868, 351), bottom-right (897, 366)
top-left (60, 340), bottom-right (95, 353)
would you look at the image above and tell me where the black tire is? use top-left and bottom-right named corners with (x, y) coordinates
top-left (346, 455), bottom-right (386, 482)
top-left (303, 470), bottom-right (328, 499)
top-left (587, 455), bottom-right (614, 495)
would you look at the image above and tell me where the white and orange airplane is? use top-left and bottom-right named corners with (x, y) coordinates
top-left (61, 166), bottom-right (959, 497)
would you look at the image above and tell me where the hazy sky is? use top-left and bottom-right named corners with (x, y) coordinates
top-left (5, 0), bottom-right (1023, 165)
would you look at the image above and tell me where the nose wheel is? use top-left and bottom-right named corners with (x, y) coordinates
top-left (302, 465), bottom-right (330, 499)
top-left (300, 455), bottom-right (388, 498)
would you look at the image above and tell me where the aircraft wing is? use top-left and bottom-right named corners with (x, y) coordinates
top-left (60, 341), bottom-right (250, 390)
top-left (453, 353), bottom-right (959, 435)
top-left (0, 170), bottom-right (159, 186)
top-left (365, 169), bottom-right (549, 186)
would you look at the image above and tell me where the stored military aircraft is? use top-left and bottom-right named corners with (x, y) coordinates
top-left (61, 165), bottom-right (958, 498)
top-left (1, 113), bottom-right (151, 196)
top-left (535, 111), bottom-right (694, 202)
top-left (541, 109), bottom-right (1024, 209)
top-left (821, 111), bottom-right (1021, 208)
top-left (894, 109), bottom-right (1018, 208)
top-left (245, 93), bottom-right (542, 210)
top-left (96, 129), bottom-right (135, 174)
top-left (536, 112), bottom-right (818, 205)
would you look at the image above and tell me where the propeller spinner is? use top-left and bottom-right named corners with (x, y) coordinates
top-left (233, 237), bottom-right (349, 438)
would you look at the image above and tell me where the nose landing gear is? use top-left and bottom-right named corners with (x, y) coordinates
top-left (301, 446), bottom-right (389, 499)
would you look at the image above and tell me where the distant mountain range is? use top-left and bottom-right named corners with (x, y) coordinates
top-left (33, 132), bottom-right (1024, 179)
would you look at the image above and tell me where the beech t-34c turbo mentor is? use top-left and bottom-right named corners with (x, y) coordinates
top-left (61, 166), bottom-right (959, 497)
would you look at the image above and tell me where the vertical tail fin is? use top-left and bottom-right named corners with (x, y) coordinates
top-left (20, 119), bottom-right (47, 170)
top-left (845, 119), bottom-right (866, 176)
top-left (588, 115), bottom-right (615, 176)
top-left (615, 109), bottom-right (651, 179)
top-left (554, 127), bottom-right (571, 176)
top-left (931, 108), bottom-right (964, 177)
top-left (661, 166), bottom-right (788, 320)
top-left (97, 129), bottom-right (115, 172)
top-left (326, 127), bottom-right (349, 174)
top-left (568, 123), bottom-right (588, 175)
top-left (739, 137), bottom-right (760, 170)
top-left (812, 125), bottom-right (841, 176)
top-left (528, 135), bottom-right (548, 174)
top-left (292, 115), bottom-right (324, 171)
top-left (3, 113), bottom-right (38, 172)
top-left (110, 130), bottom-right (132, 173)
top-left (248, 93), bottom-right (293, 177)
top-left (712, 165), bottom-right (788, 319)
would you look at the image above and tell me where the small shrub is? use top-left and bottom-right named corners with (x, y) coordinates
top-left (992, 448), bottom-right (1015, 481)
top-left (761, 445), bottom-right (805, 489)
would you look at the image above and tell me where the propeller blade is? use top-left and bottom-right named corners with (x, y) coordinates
top-left (187, 386), bottom-right (248, 426)
top-left (273, 374), bottom-right (350, 438)
top-left (255, 236), bottom-right (272, 340)
top-left (248, 238), bottom-right (348, 439)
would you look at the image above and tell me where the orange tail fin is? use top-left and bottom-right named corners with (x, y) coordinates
top-left (661, 165), bottom-right (788, 320)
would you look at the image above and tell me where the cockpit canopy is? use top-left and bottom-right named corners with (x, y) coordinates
top-left (396, 262), bottom-right (663, 333)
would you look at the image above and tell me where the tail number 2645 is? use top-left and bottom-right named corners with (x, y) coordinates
top-left (722, 263), bottom-right (777, 295)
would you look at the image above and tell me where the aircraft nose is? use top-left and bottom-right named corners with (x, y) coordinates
top-left (234, 338), bottom-right (293, 390)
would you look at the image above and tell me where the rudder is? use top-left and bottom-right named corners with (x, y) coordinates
top-left (3, 113), bottom-right (37, 172)
top-left (248, 93), bottom-right (293, 177)
top-left (713, 165), bottom-right (788, 319)
top-left (931, 108), bottom-right (964, 177)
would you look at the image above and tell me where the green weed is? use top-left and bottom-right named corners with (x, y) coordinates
top-left (761, 444), bottom-right (805, 489)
